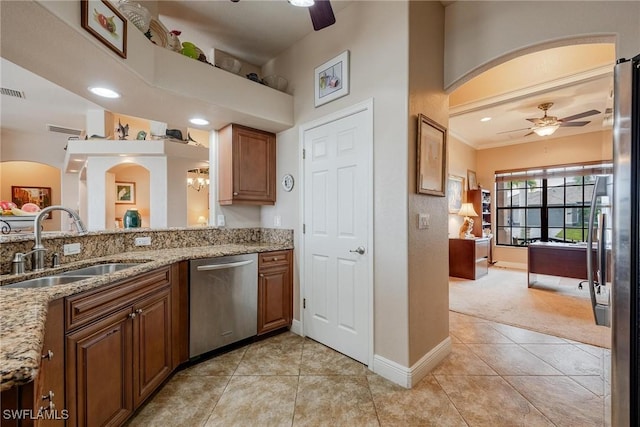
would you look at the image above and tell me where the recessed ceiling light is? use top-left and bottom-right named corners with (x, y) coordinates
top-left (480, 117), bottom-right (492, 122)
top-left (189, 118), bottom-right (210, 126)
top-left (88, 87), bottom-right (121, 98)
top-left (69, 169), bottom-right (78, 173)
top-left (289, 0), bottom-right (314, 6)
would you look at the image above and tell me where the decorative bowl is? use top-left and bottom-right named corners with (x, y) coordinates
top-left (0, 215), bottom-right (36, 233)
top-left (117, 0), bottom-right (151, 33)
top-left (219, 58), bottom-right (242, 74)
top-left (262, 75), bottom-right (288, 92)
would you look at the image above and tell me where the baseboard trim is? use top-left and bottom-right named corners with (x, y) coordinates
top-left (372, 336), bottom-right (451, 388)
top-left (290, 319), bottom-right (303, 336)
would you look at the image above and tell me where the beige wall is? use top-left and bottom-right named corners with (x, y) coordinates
top-left (444, 1), bottom-right (640, 90)
top-left (0, 161), bottom-right (62, 231)
top-left (407, 1), bottom-right (449, 365)
top-left (447, 135), bottom-right (477, 237)
top-left (477, 130), bottom-right (612, 266)
top-left (260, 1), bottom-right (412, 366)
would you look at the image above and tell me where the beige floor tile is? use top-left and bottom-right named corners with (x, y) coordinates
top-left (368, 374), bottom-right (467, 426)
top-left (450, 322), bottom-right (514, 344)
top-left (204, 376), bottom-right (298, 427)
top-left (521, 343), bottom-right (602, 376)
top-left (293, 376), bottom-right (379, 426)
top-left (432, 343), bottom-right (498, 376)
top-left (252, 331), bottom-right (305, 348)
top-left (300, 339), bottom-right (368, 376)
top-left (466, 344), bottom-right (563, 376)
top-left (126, 375), bottom-right (230, 427)
top-left (490, 323), bottom-right (568, 344)
top-left (570, 375), bottom-right (605, 396)
top-left (180, 347), bottom-right (247, 376)
top-left (505, 375), bottom-right (604, 427)
top-left (435, 375), bottom-right (554, 426)
top-left (235, 340), bottom-right (303, 375)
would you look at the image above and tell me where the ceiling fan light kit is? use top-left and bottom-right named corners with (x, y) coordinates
top-left (500, 101), bottom-right (601, 138)
top-left (533, 124), bottom-right (560, 137)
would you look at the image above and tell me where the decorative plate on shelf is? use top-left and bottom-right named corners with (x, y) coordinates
top-left (147, 18), bottom-right (169, 48)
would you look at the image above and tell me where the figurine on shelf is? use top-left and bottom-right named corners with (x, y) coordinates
top-left (458, 217), bottom-right (474, 239)
top-left (168, 30), bottom-right (182, 52)
top-left (116, 119), bottom-right (129, 140)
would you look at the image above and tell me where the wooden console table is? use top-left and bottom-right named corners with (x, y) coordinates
top-left (449, 238), bottom-right (490, 280)
top-left (527, 241), bottom-right (602, 287)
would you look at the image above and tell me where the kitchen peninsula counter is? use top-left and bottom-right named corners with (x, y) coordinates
top-left (0, 229), bottom-right (293, 391)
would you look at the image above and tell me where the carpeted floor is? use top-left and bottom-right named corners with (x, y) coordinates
top-left (449, 266), bottom-right (611, 348)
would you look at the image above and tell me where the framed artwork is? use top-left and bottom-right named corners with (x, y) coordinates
top-left (416, 114), bottom-right (447, 196)
top-left (447, 175), bottom-right (465, 213)
top-left (116, 182), bottom-right (135, 204)
top-left (11, 186), bottom-right (52, 218)
top-left (467, 169), bottom-right (478, 190)
top-left (81, 0), bottom-right (127, 58)
top-left (314, 50), bottom-right (350, 107)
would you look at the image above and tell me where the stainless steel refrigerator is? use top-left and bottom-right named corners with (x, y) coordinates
top-left (611, 53), bottom-right (639, 427)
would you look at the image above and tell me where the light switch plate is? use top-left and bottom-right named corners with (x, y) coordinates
top-left (134, 236), bottom-right (151, 246)
top-left (418, 213), bottom-right (430, 229)
top-left (217, 215), bottom-right (226, 227)
top-left (63, 243), bottom-right (81, 255)
top-left (274, 215), bottom-right (281, 227)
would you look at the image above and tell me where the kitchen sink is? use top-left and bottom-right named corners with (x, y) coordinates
top-left (3, 275), bottom-right (91, 289)
top-left (60, 263), bottom-right (142, 276)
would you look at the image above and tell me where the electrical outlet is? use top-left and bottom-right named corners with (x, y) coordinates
top-left (274, 215), bottom-right (281, 227)
top-left (134, 236), bottom-right (151, 246)
top-left (217, 215), bottom-right (226, 227)
top-left (418, 213), bottom-right (430, 230)
top-left (63, 243), bottom-right (81, 255)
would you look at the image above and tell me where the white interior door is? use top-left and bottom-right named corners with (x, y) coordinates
top-left (302, 105), bottom-right (372, 365)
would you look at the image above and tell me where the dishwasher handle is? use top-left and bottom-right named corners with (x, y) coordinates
top-left (196, 259), bottom-right (254, 271)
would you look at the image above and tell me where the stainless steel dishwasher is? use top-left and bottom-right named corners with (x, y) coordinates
top-left (189, 253), bottom-right (258, 358)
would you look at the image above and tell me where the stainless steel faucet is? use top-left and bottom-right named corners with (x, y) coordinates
top-left (31, 206), bottom-right (87, 271)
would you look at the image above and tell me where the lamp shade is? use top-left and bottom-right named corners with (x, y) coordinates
top-left (457, 203), bottom-right (478, 218)
top-left (533, 124), bottom-right (560, 137)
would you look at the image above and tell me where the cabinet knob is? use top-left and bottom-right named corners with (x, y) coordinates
top-left (259, 273), bottom-right (264, 278)
top-left (40, 402), bottom-right (55, 412)
top-left (135, 308), bottom-right (143, 314)
top-left (42, 350), bottom-right (54, 360)
top-left (42, 391), bottom-right (54, 401)
top-left (129, 312), bottom-right (137, 319)
top-left (272, 257), bottom-right (279, 261)
top-left (233, 192), bottom-right (239, 196)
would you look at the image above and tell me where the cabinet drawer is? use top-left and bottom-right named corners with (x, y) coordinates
top-left (66, 267), bottom-right (171, 331)
top-left (475, 240), bottom-right (489, 259)
top-left (258, 250), bottom-right (291, 268)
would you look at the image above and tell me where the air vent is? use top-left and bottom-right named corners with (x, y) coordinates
top-left (1, 87), bottom-right (26, 99)
top-left (47, 124), bottom-right (83, 136)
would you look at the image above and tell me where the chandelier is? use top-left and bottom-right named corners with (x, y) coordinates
top-left (187, 168), bottom-right (209, 192)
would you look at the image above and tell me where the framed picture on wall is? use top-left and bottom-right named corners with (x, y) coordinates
top-left (447, 175), bottom-right (465, 213)
top-left (416, 114), bottom-right (447, 196)
top-left (314, 50), bottom-right (350, 107)
top-left (115, 182), bottom-right (135, 204)
top-left (81, 0), bottom-right (127, 58)
top-left (467, 169), bottom-right (478, 190)
top-left (11, 186), bottom-right (52, 218)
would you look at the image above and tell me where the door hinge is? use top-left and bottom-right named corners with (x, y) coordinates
top-left (303, 298), bottom-right (306, 309)
top-left (303, 224), bottom-right (306, 234)
top-left (302, 148), bottom-right (306, 159)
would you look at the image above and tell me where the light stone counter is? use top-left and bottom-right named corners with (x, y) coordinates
top-left (0, 242), bottom-right (293, 391)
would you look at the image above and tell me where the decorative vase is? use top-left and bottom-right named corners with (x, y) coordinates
top-left (123, 208), bottom-right (141, 228)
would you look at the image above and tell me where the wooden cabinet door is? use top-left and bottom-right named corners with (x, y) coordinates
top-left (132, 288), bottom-right (172, 407)
top-left (219, 124), bottom-right (276, 205)
top-left (66, 308), bottom-right (133, 427)
top-left (258, 251), bottom-right (292, 335)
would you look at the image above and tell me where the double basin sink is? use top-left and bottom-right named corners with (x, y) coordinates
top-left (3, 263), bottom-right (141, 289)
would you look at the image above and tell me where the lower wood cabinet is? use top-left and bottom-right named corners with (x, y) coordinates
top-left (449, 238), bottom-right (490, 280)
top-left (65, 267), bottom-right (173, 427)
top-left (257, 250), bottom-right (293, 335)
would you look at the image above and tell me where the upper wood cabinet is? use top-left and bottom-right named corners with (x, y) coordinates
top-left (218, 124), bottom-right (276, 205)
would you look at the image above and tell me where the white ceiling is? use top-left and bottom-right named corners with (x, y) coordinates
top-left (0, 1), bottom-right (614, 150)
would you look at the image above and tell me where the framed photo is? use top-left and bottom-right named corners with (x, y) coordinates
top-left (467, 169), bottom-right (478, 190)
top-left (314, 50), bottom-right (349, 107)
top-left (11, 186), bottom-right (52, 218)
top-left (81, 0), bottom-right (127, 58)
top-left (447, 175), bottom-right (465, 213)
top-left (416, 114), bottom-right (447, 196)
top-left (116, 182), bottom-right (135, 204)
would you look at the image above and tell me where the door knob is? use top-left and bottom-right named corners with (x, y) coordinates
top-left (349, 246), bottom-right (365, 255)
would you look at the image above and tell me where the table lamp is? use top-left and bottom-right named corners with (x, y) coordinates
top-left (457, 203), bottom-right (478, 239)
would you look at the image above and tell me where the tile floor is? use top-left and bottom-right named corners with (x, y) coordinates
top-left (126, 312), bottom-right (610, 426)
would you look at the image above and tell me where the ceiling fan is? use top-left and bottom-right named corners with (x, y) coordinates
top-left (230, 0), bottom-right (336, 31)
top-left (500, 102), bottom-right (601, 137)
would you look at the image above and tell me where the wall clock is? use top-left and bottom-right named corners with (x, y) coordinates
top-left (281, 174), bottom-right (294, 192)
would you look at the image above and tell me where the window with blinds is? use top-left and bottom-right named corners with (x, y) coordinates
top-left (494, 161), bottom-right (612, 247)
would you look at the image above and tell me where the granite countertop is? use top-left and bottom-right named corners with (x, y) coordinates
top-left (0, 243), bottom-right (292, 391)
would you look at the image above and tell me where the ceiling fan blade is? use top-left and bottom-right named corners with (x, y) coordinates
top-left (497, 127), bottom-right (531, 135)
top-left (559, 121), bottom-right (591, 127)
top-left (309, 0), bottom-right (335, 31)
top-left (559, 109), bottom-right (600, 122)
top-left (526, 118), bottom-right (544, 124)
